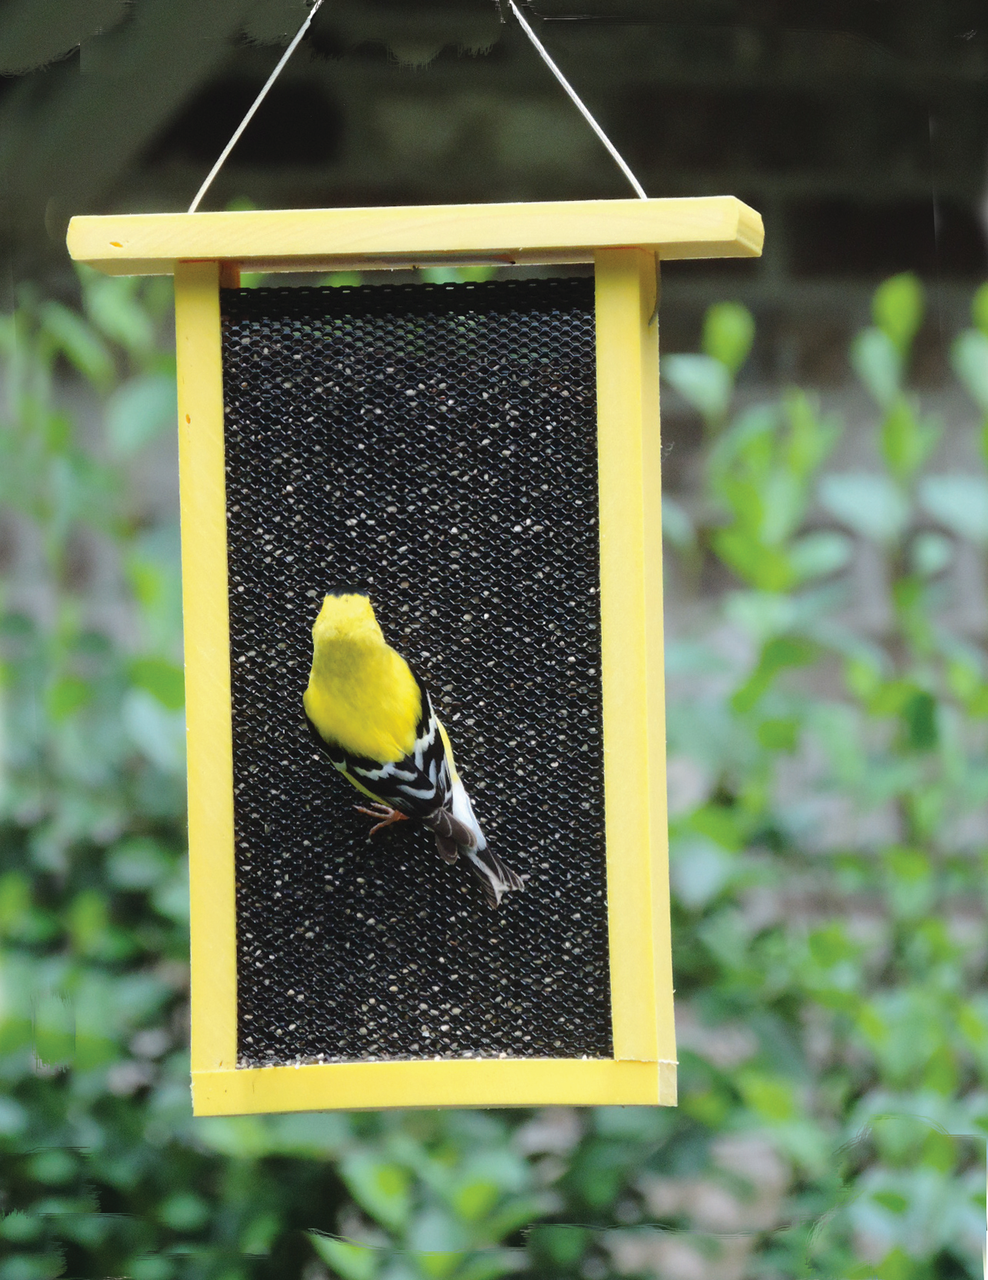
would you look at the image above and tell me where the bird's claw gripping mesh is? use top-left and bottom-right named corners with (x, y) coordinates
top-left (221, 276), bottom-right (612, 1065)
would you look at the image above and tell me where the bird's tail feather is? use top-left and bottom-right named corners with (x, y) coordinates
top-left (424, 807), bottom-right (524, 908)
top-left (463, 844), bottom-right (525, 909)
top-left (423, 807), bottom-right (474, 848)
top-left (433, 833), bottom-right (459, 864)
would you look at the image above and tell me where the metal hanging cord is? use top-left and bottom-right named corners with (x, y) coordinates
top-left (505, 0), bottom-right (648, 200)
top-left (186, 0), bottom-right (648, 214)
top-left (188, 0), bottom-right (327, 214)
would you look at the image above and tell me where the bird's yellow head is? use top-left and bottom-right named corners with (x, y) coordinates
top-left (311, 593), bottom-right (384, 650)
top-left (306, 593), bottom-right (421, 760)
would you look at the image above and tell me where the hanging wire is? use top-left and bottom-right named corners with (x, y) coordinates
top-left (186, 0), bottom-right (647, 213)
top-left (505, 0), bottom-right (648, 200)
top-left (188, 0), bottom-right (328, 214)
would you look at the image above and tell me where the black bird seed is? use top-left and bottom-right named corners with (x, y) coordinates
top-left (221, 277), bottom-right (612, 1065)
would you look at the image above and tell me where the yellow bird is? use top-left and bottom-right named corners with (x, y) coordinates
top-left (303, 593), bottom-right (525, 908)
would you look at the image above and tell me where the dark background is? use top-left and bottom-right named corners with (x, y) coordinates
top-left (4, 0), bottom-right (988, 480)
top-left (5, 1), bottom-right (988, 309)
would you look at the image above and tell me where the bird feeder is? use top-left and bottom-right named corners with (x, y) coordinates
top-left (67, 197), bottom-right (762, 1114)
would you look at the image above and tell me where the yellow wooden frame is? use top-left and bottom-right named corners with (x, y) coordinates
top-left (69, 197), bottom-right (762, 1115)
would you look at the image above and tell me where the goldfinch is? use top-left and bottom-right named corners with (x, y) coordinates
top-left (303, 593), bottom-right (525, 908)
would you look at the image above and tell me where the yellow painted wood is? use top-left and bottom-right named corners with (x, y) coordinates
top-left (641, 265), bottom-right (676, 1070)
top-left (192, 1058), bottom-right (678, 1115)
top-left (595, 249), bottom-right (675, 1071)
top-left (175, 261), bottom-right (238, 1073)
top-left (66, 196), bottom-right (763, 276)
top-left (77, 189), bottom-right (758, 1112)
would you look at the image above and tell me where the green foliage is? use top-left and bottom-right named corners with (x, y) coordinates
top-left (702, 300), bottom-right (755, 374)
top-left (658, 278), bottom-right (986, 1278)
top-left (1, 269), bottom-right (986, 1279)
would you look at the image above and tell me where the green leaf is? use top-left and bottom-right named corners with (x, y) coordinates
top-left (308, 1235), bottom-right (380, 1280)
top-left (45, 674), bottom-right (91, 721)
top-left (0, 1210), bottom-right (39, 1242)
top-left (0, 873), bottom-right (31, 934)
top-left (818, 472), bottom-right (909, 543)
top-left (129, 1260), bottom-right (175, 1280)
top-left (408, 1207), bottom-right (468, 1254)
top-left (681, 1084), bottom-right (731, 1127)
top-left (28, 1151), bottom-right (77, 1186)
top-left (688, 803), bottom-right (743, 849)
top-left (723, 586), bottom-right (800, 642)
top-left (240, 1210), bottom-right (280, 1255)
top-left (950, 328), bottom-right (988, 412)
top-left (528, 1226), bottom-right (590, 1268)
top-left (872, 1189), bottom-right (910, 1215)
top-left (451, 1178), bottom-right (501, 1223)
top-left (151, 863), bottom-right (190, 923)
top-left (958, 1000), bottom-right (988, 1055)
top-left (66, 889), bottom-right (110, 955)
top-left (318, 271), bottom-right (364, 288)
top-left (479, 1194), bottom-right (548, 1244)
top-left (663, 353), bottom-right (732, 422)
top-left (759, 470), bottom-right (805, 544)
top-left (882, 847), bottom-right (934, 918)
top-left (872, 272), bottom-right (924, 355)
top-left (783, 387), bottom-right (842, 476)
top-left (708, 404), bottom-right (779, 487)
top-left (129, 656), bottom-right (185, 710)
top-left (340, 1150), bottom-right (412, 1231)
top-left (909, 531), bottom-right (953, 577)
top-left (808, 923), bottom-right (858, 968)
top-left (879, 397), bottom-right (940, 480)
top-left (421, 266), bottom-right (496, 284)
top-left (972, 280), bottom-right (988, 334)
top-left (736, 1071), bottom-right (797, 1122)
top-left (875, 1245), bottom-right (916, 1280)
top-left (702, 301), bottom-right (754, 374)
top-left (731, 635), bottom-right (817, 712)
top-left (80, 270), bottom-right (157, 357)
top-left (37, 300), bottom-right (115, 388)
top-left (408, 1208), bottom-right (468, 1276)
top-left (757, 716), bottom-right (798, 751)
top-left (900, 688), bottom-right (937, 751)
top-left (850, 327), bottom-right (902, 408)
top-left (710, 528), bottom-right (794, 592)
top-left (669, 835), bottom-right (733, 909)
top-left (123, 689), bottom-right (186, 773)
top-left (563, 1141), bottom-right (627, 1210)
top-left (106, 837), bottom-right (174, 890)
top-left (455, 1251), bottom-right (523, 1280)
top-left (919, 474), bottom-right (988, 545)
top-left (106, 373), bottom-right (177, 455)
top-left (33, 991), bottom-right (75, 1068)
top-left (788, 530), bottom-right (853, 582)
top-left (157, 1192), bottom-right (210, 1230)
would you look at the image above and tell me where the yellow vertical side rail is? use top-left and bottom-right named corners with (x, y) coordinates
top-left (641, 262), bottom-right (676, 1089)
top-left (595, 250), bottom-right (676, 1090)
top-left (175, 261), bottom-right (238, 1075)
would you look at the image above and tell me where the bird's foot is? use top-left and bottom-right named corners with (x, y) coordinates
top-left (355, 803), bottom-right (409, 836)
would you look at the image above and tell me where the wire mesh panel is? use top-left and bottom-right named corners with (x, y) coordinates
top-left (221, 277), bottom-right (611, 1066)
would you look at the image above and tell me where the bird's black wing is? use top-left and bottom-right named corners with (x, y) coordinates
top-left (305, 671), bottom-right (451, 819)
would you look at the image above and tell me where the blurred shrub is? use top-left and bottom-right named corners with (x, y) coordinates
top-left (658, 272), bottom-right (986, 1278)
top-left (0, 269), bottom-right (985, 1279)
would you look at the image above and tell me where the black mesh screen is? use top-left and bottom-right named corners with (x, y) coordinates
top-left (221, 277), bottom-right (611, 1066)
